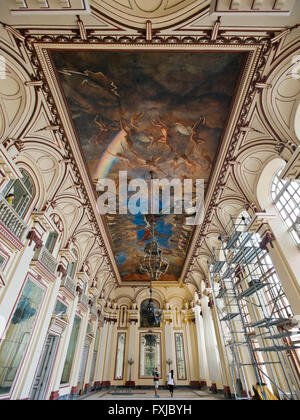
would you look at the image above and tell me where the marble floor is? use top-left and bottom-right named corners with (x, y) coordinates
top-left (79, 388), bottom-right (226, 400)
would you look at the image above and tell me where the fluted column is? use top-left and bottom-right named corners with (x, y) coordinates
top-left (209, 301), bottom-right (233, 398)
top-left (94, 321), bottom-right (109, 387)
top-left (164, 319), bottom-right (176, 381)
top-left (0, 233), bottom-right (37, 337)
top-left (102, 319), bottom-right (117, 385)
top-left (194, 305), bottom-right (209, 388)
top-left (184, 313), bottom-right (200, 386)
top-left (126, 320), bottom-right (138, 386)
top-left (201, 294), bottom-right (222, 390)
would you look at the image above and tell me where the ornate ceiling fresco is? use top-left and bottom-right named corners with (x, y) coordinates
top-left (51, 49), bottom-right (246, 282)
top-left (1, 0), bottom-right (298, 288)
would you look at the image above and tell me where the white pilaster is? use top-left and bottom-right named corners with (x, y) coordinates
top-left (94, 321), bottom-right (109, 386)
top-left (46, 294), bottom-right (79, 399)
top-left (194, 305), bottom-right (209, 385)
top-left (201, 295), bottom-right (222, 388)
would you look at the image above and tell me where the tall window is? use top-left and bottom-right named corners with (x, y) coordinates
top-left (45, 231), bottom-right (58, 253)
top-left (60, 315), bottom-right (81, 384)
top-left (175, 333), bottom-right (187, 380)
top-left (1, 169), bottom-right (35, 217)
top-left (271, 170), bottom-right (300, 247)
top-left (0, 255), bottom-right (5, 269)
top-left (119, 305), bottom-right (128, 328)
top-left (114, 333), bottom-right (126, 380)
top-left (66, 261), bottom-right (76, 279)
top-left (53, 299), bottom-right (67, 316)
top-left (139, 332), bottom-right (161, 378)
top-left (0, 278), bottom-right (44, 395)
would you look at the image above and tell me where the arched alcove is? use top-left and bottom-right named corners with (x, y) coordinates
top-left (294, 102), bottom-right (300, 142)
top-left (140, 298), bottom-right (161, 328)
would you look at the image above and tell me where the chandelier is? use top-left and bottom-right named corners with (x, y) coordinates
top-left (139, 232), bottom-right (169, 281)
top-left (139, 172), bottom-right (169, 283)
top-left (139, 171), bottom-right (168, 324)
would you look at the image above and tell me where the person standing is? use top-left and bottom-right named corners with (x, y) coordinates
top-left (5, 193), bottom-right (15, 206)
top-left (153, 367), bottom-right (159, 398)
top-left (167, 369), bottom-right (175, 398)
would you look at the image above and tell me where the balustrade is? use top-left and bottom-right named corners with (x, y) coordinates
top-left (0, 195), bottom-right (27, 240)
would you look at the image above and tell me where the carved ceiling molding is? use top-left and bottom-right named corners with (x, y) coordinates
top-left (91, 0), bottom-right (210, 30)
top-left (263, 50), bottom-right (300, 143)
top-left (210, 0), bottom-right (296, 16)
top-left (10, 0), bottom-right (91, 15)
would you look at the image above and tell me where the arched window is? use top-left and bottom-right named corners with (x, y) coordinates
top-left (1, 169), bottom-right (35, 217)
top-left (66, 249), bottom-right (78, 279)
top-left (119, 305), bottom-right (128, 328)
top-left (140, 299), bottom-right (161, 328)
top-left (82, 281), bottom-right (88, 295)
top-left (271, 169), bottom-right (300, 247)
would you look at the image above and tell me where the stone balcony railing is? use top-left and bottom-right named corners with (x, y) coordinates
top-left (0, 195), bottom-right (28, 241)
top-left (32, 245), bottom-right (58, 275)
top-left (60, 274), bottom-right (77, 296)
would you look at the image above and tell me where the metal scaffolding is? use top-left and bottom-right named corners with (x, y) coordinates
top-left (210, 215), bottom-right (300, 400)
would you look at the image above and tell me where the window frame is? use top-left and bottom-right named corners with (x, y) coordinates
top-left (271, 170), bottom-right (300, 249)
top-left (45, 231), bottom-right (58, 254)
top-left (1, 169), bottom-right (35, 219)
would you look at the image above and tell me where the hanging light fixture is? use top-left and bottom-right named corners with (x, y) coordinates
top-left (139, 172), bottom-right (169, 283)
top-left (139, 237), bottom-right (169, 282)
top-left (139, 171), bottom-right (168, 324)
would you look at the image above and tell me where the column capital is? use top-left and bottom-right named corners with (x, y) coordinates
top-left (183, 309), bottom-right (195, 323)
top-left (30, 210), bottom-right (55, 232)
top-left (246, 212), bottom-right (277, 234)
top-left (58, 247), bottom-right (77, 263)
top-left (193, 304), bottom-right (202, 313)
